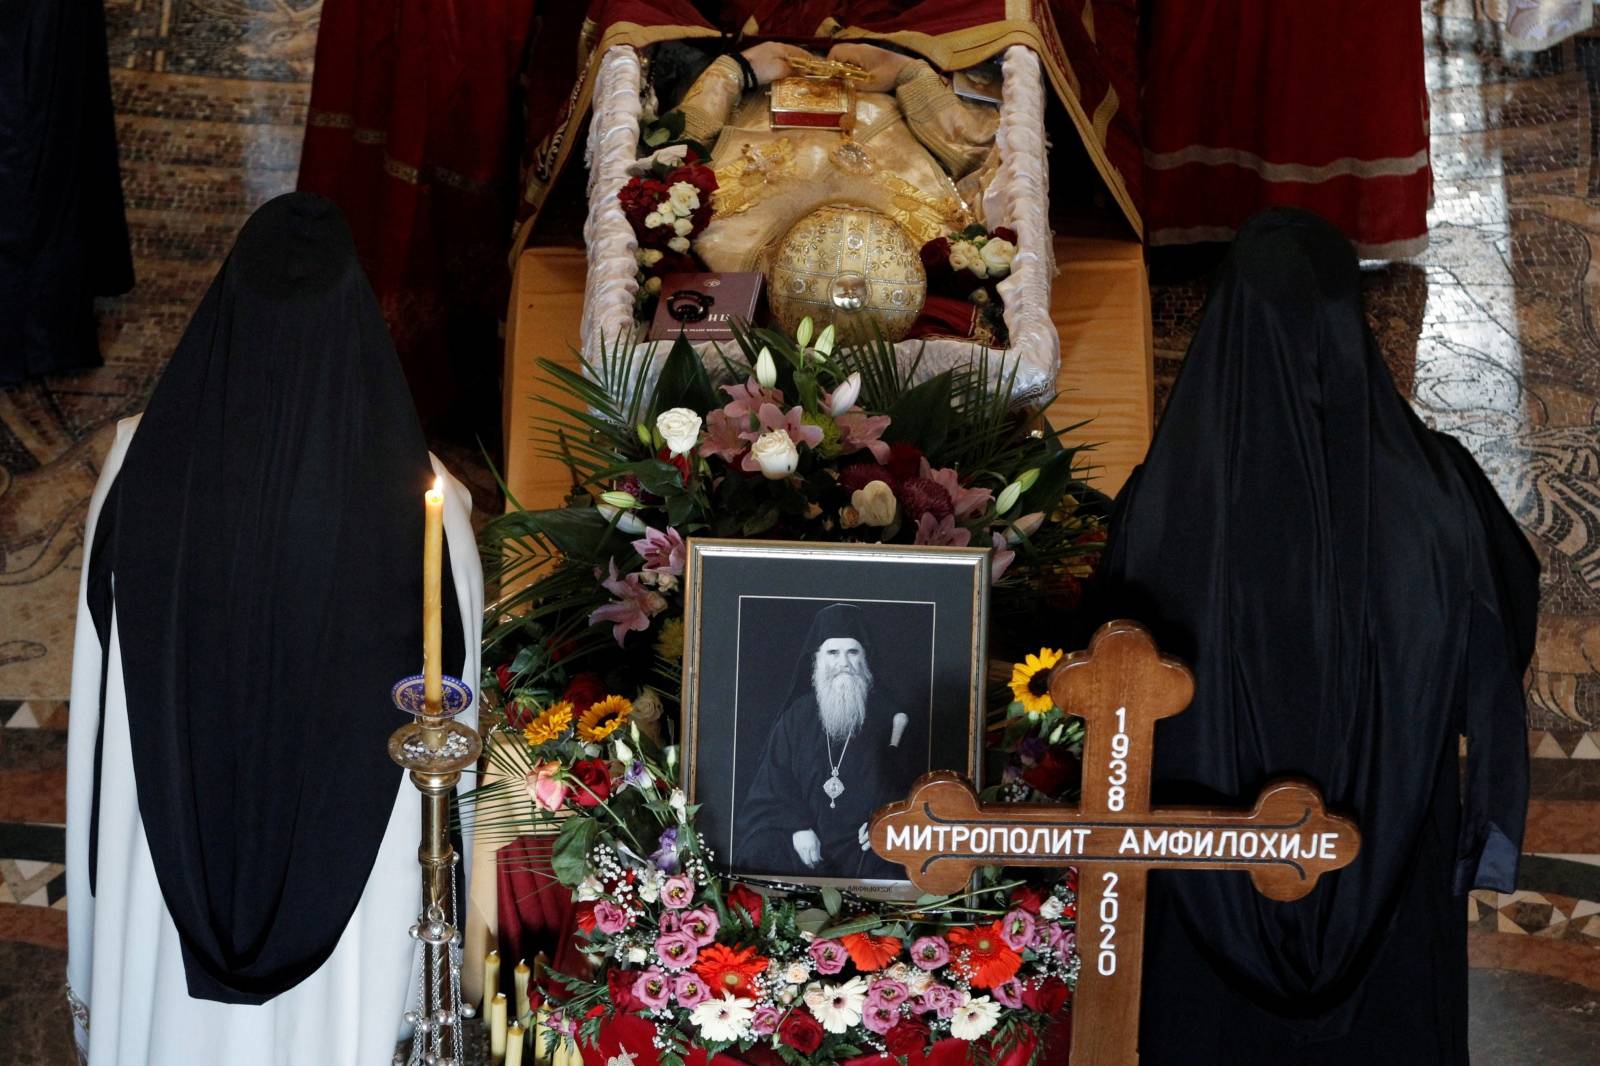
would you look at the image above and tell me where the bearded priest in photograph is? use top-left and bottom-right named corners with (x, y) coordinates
top-left (736, 603), bottom-right (925, 882)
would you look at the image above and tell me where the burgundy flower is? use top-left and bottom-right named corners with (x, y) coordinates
top-left (885, 1017), bottom-right (931, 1057)
top-left (1022, 746), bottom-right (1081, 797)
top-left (1010, 883), bottom-right (1047, 914)
top-left (570, 758), bottom-right (612, 808)
top-left (1023, 976), bottom-right (1069, 1015)
top-left (561, 673), bottom-right (607, 714)
top-left (727, 883), bottom-right (764, 927)
top-left (991, 226), bottom-right (1018, 244)
top-left (886, 442), bottom-right (925, 482)
top-left (609, 967), bottom-right (645, 1012)
top-left (839, 461), bottom-right (891, 494)
top-left (779, 1010), bottom-right (824, 1054)
top-left (899, 476), bottom-right (954, 523)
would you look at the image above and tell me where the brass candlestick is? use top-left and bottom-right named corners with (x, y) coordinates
top-left (389, 674), bottom-right (481, 1066)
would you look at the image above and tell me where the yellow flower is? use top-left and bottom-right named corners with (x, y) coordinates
top-left (578, 694), bottom-right (634, 742)
top-left (523, 701), bottom-right (574, 746)
top-left (655, 617), bottom-right (685, 663)
top-left (1008, 648), bottom-right (1064, 714)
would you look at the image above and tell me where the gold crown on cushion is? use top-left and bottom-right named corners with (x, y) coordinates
top-left (766, 204), bottom-right (927, 343)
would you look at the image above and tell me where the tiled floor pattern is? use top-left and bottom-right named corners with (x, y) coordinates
top-left (1, 2), bottom-right (1598, 1062)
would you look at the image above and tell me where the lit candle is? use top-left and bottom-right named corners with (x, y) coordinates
top-left (504, 1022), bottom-right (525, 1066)
top-left (483, 950), bottom-right (500, 1011)
top-left (514, 959), bottom-right (531, 1024)
top-left (423, 476), bottom-right (444, 712)
top-left (490, 992), bottom-right (508, 1061)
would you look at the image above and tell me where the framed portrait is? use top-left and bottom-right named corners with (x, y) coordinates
top-left (681, 539), bottom-right (988, 898)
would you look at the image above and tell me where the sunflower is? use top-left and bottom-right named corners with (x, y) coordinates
top-left (655, 617), bottom-right (685, 662)
top-left (523, 701), bottom-right (573, 746)
top-left (578, 694), bottom-right (633, 742)
top-left (1008, 647), bottom-right (1064, 714)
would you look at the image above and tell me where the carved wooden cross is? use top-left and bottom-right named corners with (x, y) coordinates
top-left (869, 620), bottom-right (1361, 1066)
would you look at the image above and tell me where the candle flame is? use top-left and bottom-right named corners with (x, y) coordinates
top-left (426, 476), bottom-right (443, 502)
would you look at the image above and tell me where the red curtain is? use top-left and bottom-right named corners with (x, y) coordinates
top-left (1141, 0), bottom-right (1430, 258)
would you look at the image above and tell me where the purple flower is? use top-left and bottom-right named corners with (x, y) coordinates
top-left (750, 1004), bottom-right (782, 1036)
top-left (594, 900), bottom-right (629, 935)
top-left (862, 1001), bottom-right (900, 1035)
top-left (1016, 736), bottom-right (1047, 768)
top-left (808, 938), bottom-right (848, 975)
top-left (910, 935), bottom-right (950, 971)
top-left (547, 1010), bottom-right (577, 1037)
top-left (867, 979), bottom-right (909, 1008)
top-left (1041, 923), bottom-right (1075, 962)
top-left (673, 972), bottom-right (711, 1008)
top-left (835, 411), bottom-right (892, 462)
top-left (624, 760), bottom-right (652, 791)
top-left (993, 978), bottom-right (1026, 1009)
top-left (655, 930), bottom-right (699, 970)
top-left (913, 513), bottom-right (973, 548)
top-left (588, 558), bottom-right (667, 645)
top-left (632, 526), bottom-right (686, 577)
top-left (661, 873), bottom-right (694, 909)
top-left (914, 983), bottom-right (960, 1019)
top-left (1001, 908), bottom-right (1037, 950)
top-left (633, 968), bottom-right (672, 1010)
top-left (652, 829), bottom-right (681, 873)
top-left (680, 905), bottom-right (720, 946)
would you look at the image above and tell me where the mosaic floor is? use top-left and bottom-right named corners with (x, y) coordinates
top-left (0, 3), bottom-right (1596, 1062)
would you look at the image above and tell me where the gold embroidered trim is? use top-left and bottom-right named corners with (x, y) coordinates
top-left (1091, 84), bottom-right (1118, 147)
top-left (1143, 145), bottom-right (1430, 182)
top-left (711, 137), bottom-right (800, 218)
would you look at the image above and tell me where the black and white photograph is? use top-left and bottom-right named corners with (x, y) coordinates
top-left (682, 539), bottom-right (987, 895)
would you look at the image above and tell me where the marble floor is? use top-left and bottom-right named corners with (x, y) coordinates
top-left (0, 3), bottom-right (1596, 1063)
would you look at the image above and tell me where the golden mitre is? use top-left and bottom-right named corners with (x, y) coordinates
top-left (766, 204), bottom-right (927, 342)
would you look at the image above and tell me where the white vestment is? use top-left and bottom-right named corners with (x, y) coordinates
top-left (66, 414), bottom-right (483, 1065)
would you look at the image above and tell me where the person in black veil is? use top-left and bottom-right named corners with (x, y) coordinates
top-left (1087, 208), bottom-right (1538, 1065)
top-left (65, 192), bottom-right (482, 1064)
top-left (737, 603), bottom-right (925, 880)
top-left (0, 0), bottom-right (133, 382)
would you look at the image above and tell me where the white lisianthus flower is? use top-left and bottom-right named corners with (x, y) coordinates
top-left (1039, 895), bottom-right (1066, 921)
top-left (690, 996), bottom-right (755, 1043)
top-left (851, 480), bottom-right (897, 526)
top-left (784, 961), bottom-right (811, 985)
top-left (754, 346), bottom-right (778, 388)
top-left (778, 986), bottom-right (797, 1005)
top-left (667, 236), bottom-right (691, 254)
top-left (811, 977), bottom-right (868, 1034)
top-left (669, 789), bottom-right (688, 820)
top-left (626, 946), bottom-right (649, 965)
top-left (828, 371), bottom-right (862, 416)
top-left (638, 868), bottom-right (664, 903)
top-left (802, 983), bottom-right (826, 1012)
top-left (751, 429), bottom-right (799, 480)
top-left (949, 994), bottom-right (1001, 1040)
top-left (667, 181), bottom-right (700, 216)
top-left (637, 247), bottom-right (664, 267)
top-left (673, 217), bottom-right (694, 237)
top-left (655, 407), bottom-right (703, 457)
top-left (575, 875), bottom-right (604, 902)
top-left (980, 237), bottom-right (1017, 277)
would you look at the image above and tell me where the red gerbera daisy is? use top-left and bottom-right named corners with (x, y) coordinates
top-left (841, 932), bottom-right (903, 973)
top-left (946, 920), bottom-right (1022, 988)
top-left (693, 943), bottom-right (769, 999)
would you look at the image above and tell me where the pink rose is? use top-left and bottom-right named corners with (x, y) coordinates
top-left (594, 900), bottom-right (630, 935)
top-left (914, 983), bottom-right (960, 1019)
top-left (808, 938), bottom-right (847, 975)
top-left (680, 906), bottom-right (720, 946)
top-left (632, 968), bottom-right (672, 1010)
top-left (524, 760), bottom-right (569, 812)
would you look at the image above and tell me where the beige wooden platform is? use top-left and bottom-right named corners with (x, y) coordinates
top-left (502, 234), bottom-right (1152, 512)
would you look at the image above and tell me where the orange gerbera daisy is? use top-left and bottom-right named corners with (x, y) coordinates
top-left (841, 932), bottom-right (903, 973)
top-left (522, 701), bottom-right (573, 746)
top-left (946, 920), bottom-right (1022, 988)
top-left (693, 943), bottom-right (770, 999)
top-left (577, 694), bottom-right (632, 742)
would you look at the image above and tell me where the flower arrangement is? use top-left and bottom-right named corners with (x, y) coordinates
top-left (920, 226), bottom-right (1020, 345)
top-left (477, 323), bottom-right (1106, 1064)
top-left (619, 156), bottom-right (718, 313)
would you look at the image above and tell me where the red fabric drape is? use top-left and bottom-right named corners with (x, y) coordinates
top-left (493, 835), bottom-right (587, 1000)
top-left (1141, 1), bottom-right (1430, 258)
top-left (298, 0), bottom-right (538, 425)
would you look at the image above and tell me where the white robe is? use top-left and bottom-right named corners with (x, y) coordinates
top-left (66, 414), bottom-right (483, 1066)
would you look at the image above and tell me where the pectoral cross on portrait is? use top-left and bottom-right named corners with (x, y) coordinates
top-left (869, 621), bottom-right (1362, 1066)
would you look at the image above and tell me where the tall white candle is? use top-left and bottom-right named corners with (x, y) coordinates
top-left (490, 992), bottom-right (508, 1061)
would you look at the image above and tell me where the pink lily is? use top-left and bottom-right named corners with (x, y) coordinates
top-left (835, 410), bottom-right (892, 462)
top-left (914, 513), bottom-right (973, 548)
top-left (738, 403), bottom-right (823, 449)
top-left (588, 558), bottom-right (667, 644)
top-left (632, 526), bottom-right (686, 577)
top-left (921, 459), bottom-right (994, 520)
top-left (698, 408), bottom-right (748, 462)
top-left (990, 531), bottom-right (1016, 581)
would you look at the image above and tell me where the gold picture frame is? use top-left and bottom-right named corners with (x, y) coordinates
top-left (680, 538), bottom-right (989, 899)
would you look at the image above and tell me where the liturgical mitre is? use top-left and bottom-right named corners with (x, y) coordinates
top-left (766, 204), bottom-right (927, 342)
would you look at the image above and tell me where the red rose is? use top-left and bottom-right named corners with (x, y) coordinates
top-left (608, 967), bottom-right (644, 1013)
top-left (573, 901), bottom-right (598, 935)
top-left (619, 177), bottom-right (669, 226)
top-left (727, 883), bottom-right (764, 927)
top-left (1010, 883), bottom-right (1047, 914)
top-left (495, 663), bottom-right (515, 693)
top-left (779, 1010), bottom-right (824, 1054)
top-left (1022, 976), bottom-right (1069, 1015)
top-left (562, 673), bottom-right (607, 714)
top-left (657, 447), bottom-right (691, 485)
top-left (886, 442), bottom-right (925, 482)
top-left (1022, 747), bottom-right (1080, 797)
top-left (570, 759), bottom-right (613, 808)
top-left (504, 694), bottom-right (538, 729)
top-left (990, 226), bottom-right (1018, 244)
top-left (665, 162), bottom-right (717, 198)
top-left (885, 1017), bottom-right (931, 1057)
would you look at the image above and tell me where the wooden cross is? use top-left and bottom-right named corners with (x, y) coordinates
top-left (869, 620), bottom-right (1361, 1066)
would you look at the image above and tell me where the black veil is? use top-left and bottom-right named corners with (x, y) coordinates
top-left (1090, 209), bottom-right (1538, 1055)
top-left (85, 192), bottom-right (464, 1003)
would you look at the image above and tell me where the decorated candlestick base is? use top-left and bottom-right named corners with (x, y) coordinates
top-left (389, 674), bottom-right (482, 1066)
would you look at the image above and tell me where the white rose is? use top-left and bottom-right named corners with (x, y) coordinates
top-left (626, 946), bottom-right (649, 965)
top-left (643, 275), bottom-right (662, 294)
top-left (667, 235), bottom-right (691, 254)
top-left (979, 237), bottom-right (1017, 277)
top-left (672, 217), bottom-right (694, 237)
top-left (1039, 895), bottom-right (1065, 921)
top-left (948, 240), bottom-right (987, 278)
top-left (637, 247), bottom-right (664, 267)
top-left (751, 429), bottom-right (799, 480)
top-left (667, 181), bottom-right (700, 216)
top-left (575, 875), bottom-right (604, 902)
top-left (851, 480), bottom-right (897, 526)
top-left (655, 407), bottom-right (703, 457)
top-left (784, 962), bottom-right (811, 985)
top-left (633, 688), bottom-right (664, 725)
